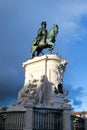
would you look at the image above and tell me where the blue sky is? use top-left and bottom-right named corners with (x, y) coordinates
top-left (0, 0), bottom-right (87, 111)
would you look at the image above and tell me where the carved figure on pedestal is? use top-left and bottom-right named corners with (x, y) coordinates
top-left (34, 75), bottom-right (47, 105)
top-left (58, 59), bottom-right (67, 81)
top-left (18, 78), bottom-right (37, 105)
top-left (52, 59), bottom-right (67, 95)
top-left (31, 22), bottom-right (58, 58)
top-left (18, 75), bottom-right (47, 106)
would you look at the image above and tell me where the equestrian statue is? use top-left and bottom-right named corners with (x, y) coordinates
top-left (31, 21), bottom-right (59, 58)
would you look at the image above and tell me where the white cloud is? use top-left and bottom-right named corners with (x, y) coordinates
top-left (53, 1), bottom-right (87, 43)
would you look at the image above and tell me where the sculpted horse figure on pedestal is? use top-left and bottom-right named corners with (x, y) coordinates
top-left (31, 24), bottom-right (59, 58)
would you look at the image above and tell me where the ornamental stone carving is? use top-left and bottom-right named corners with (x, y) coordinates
top-left (18, 74), bottom-right (47, 106)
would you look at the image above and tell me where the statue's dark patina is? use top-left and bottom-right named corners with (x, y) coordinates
top-left (31, 22), bottom-right (59, 58)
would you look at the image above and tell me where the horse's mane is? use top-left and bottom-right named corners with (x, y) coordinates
top-left (47, 24), bottom-right (58, 38)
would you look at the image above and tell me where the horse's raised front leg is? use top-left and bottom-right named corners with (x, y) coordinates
top-left (48, 42), bottom-right (55, 53)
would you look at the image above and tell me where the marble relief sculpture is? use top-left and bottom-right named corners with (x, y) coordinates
top-left (18, 75), bottom-right (47, 106)
top-left (52, 59), bottom-right (67, 94)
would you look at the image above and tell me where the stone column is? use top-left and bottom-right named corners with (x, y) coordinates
top-left (85, 118), bottom-right (87, 130)
top-left (24, 103), bottom-right (34, 130)
top-left (62, 110), bottom-right (71, 130)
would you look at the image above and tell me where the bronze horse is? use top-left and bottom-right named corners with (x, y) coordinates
top-left (31, 25), bottom-right (58, 58)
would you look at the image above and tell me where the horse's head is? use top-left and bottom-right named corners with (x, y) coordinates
top-left (47, 24), bottom-right (59, 39)
top-left (52, 24), bottom-right (59, 34)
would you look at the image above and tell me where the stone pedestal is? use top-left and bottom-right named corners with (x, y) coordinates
top-left (20, 54), bottom-right (68, 108)
top-left (18, 54), bottom-right (72, 130)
